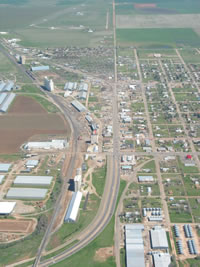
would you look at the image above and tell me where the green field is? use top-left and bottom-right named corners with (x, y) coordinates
top-left (116, 28), bottom-right (200, 48)
top-left (51, 180), bottom-right (126, 267)
top-left (115, 0), bottom-right (200, 14)
top-left (0, 0), bottom-right (112, 47)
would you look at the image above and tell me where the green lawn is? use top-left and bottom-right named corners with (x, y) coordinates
top-left (47, 194), bottom-right (101, 250)
top-left (27, 95), bottom-right (59, 113)
top-left (20, 84), bottom-right (44, 95)
top-left (117, 28), bottom-right (200, 48)
top-left (92, 164), bottom-right (107, 197)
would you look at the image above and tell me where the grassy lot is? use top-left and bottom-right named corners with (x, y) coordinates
top-left (51, 180), bottom-right (126, 267)
top-left (28, 95), bottom-right (59, 113)
top-left (92, 164), bottom-right (107, 197)
top-left (189, 198), bottom-right (200, 223)
top-left (138, 160), bottom-right (156, 173)
top-left (0, 153), bottom-right (23, 161)
top-left (0, 51), bottom-right (17, 73)
top-left (20, 84), bottom-right (44, 95)
top-left (180, 48), bottom-right (200, 63)
top-left (47, 193), bottom-right (101, 250)
top-left (167, 198), bottom-right (193, 223)
top-left (41, 240), bottom-right (79, 261)
top-left (163, 176), bottom-right (185, 196)
top-left (139, 183), bottom-right (160, 196)
top-left (116, 28), bottom-right (200, 48)
top-left (183, 175), bottom-right (200, 196)
top-left (141, 197), bottom-right (162, 208)
top-left (177, 157), bottom-right (199, 173)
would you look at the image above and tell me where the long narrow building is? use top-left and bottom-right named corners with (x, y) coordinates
top-left (64, 191), bottom-right (82, 223)
top-left (125, 224), bottom-right (145, 267)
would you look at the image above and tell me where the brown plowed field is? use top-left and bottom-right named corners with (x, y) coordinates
top-left (0, 219), bottom-right (32, 232)
top-left (134, 3), bottom-right (156, 9)
top-left (0, 96), bottom-right (69, 154)
top-left (9, 95), bottom-right (46, 114)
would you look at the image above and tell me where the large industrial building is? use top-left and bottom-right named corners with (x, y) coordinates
top-left (6, 188), bottom-right (48, 200)
top-left (0, 202), bottom-right (16, 215)
top-left (71, 100), bottom-right (86, 112)
top-left (0, 81), bottom-right (14, 92)
top-left (44, 77), bottom-right (54, 92)
top-left (0, 93), bottom-right (16, 113)
top-left (31, 65), bottom-right (49, 72)
top-left (150, 226), bottom-right (169, 250)
top-left (13, 176), bottom-right (53, 187)
top-left (125, 224), bottom-right (145, 267)
top-left (64, 82), bottom-right (77, 91)
top-left (24, 140), bottom-right (67, 150)
top-left (64, 191), bottom-right (82, 223)
top-left (0, 163), bottom-right (12, 172)
top-left (152, 253), bottom-right (171, 267)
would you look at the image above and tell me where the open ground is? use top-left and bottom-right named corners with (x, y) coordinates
top-left (0, 219), bottom-right (35, 233)
top-left (0, 96), bottom-right (69, 154)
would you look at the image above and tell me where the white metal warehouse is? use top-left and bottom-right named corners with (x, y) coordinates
top-left (0, 202), bottom-right (16, 215)
top-left (138, 176), bottom-right (154, 182)
top-left (150, 226), bottom-right (169, 250)
top-left (64, 191), bottom-right (82, 223)
top-left (153, 253), bottom-right (171, 267)
top-left (13, 176), bottom-right (53, 186)
top-left (24, 140), bottom-right (67, 150)
top-left (125, 224), bottom-right (145, 267)
top-left (6, 188), bottom-right (48, 200)
top-left (26, 160), bottom-right (39, 168)
top-left (0, 163), bottom-right (12, 172)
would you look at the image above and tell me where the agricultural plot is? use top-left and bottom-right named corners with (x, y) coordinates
top-left (116, 28), bottom-right (200, 48)
top-left (0, 0), bottom-right (112, 48)
top-left (0, 96), bottom-right (69, 154)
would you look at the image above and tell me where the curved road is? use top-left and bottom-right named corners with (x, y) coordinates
top-left (0, 29), bottom-right (121, 266)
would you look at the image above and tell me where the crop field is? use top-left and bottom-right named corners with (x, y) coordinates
top-left (116, 28), bottom-right (200, 48)
top-left (116, 14), bottom-right (200, 29)
top-left (115, 0), bottom-right (200, 14)
top-left (0, 0), bottom-right (112, 47)
top-left (0, 96), bottom-right (68, 154)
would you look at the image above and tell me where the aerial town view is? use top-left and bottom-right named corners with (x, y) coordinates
top-left (0, 0), bottom-right (200, 267)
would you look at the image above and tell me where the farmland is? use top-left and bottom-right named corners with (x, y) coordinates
top-left (0, 0), bottom-right (112, 48)
top-left (116, 28), bottom-right (200, 48)
top-left (0, 96), bottom-right (69, 154)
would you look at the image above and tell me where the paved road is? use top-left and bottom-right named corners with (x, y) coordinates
top-left (0, 39), bottom-right (121, 266)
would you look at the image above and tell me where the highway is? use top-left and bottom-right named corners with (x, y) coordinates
top-left (0, 28), bottom-right (121, 266)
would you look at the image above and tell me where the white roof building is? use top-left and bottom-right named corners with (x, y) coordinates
top-left (6, 188), bottom-right (48, 199)
top-left (13, 176), bottom-right (53, 186)
top-left (0, 175), bottom-right (5, 184)
top-left (125, 224), bottom-right (145, 267)
top-left (0, 202), bottom-right (16, 215)
top-left (153, 253), bottom-right (171, 267)
top-left (138, 176), bottom-right (154, 182)
top-left (64, 191), bottom-right (82, 222)
top-left (24, 140), bottom-right (67, 150)
top-left (150, 226), bottom-right (169, 250)
top-left (0, 163), bottom-right (12, 172)
top-left (26, 160), bottom-right (39, 168)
